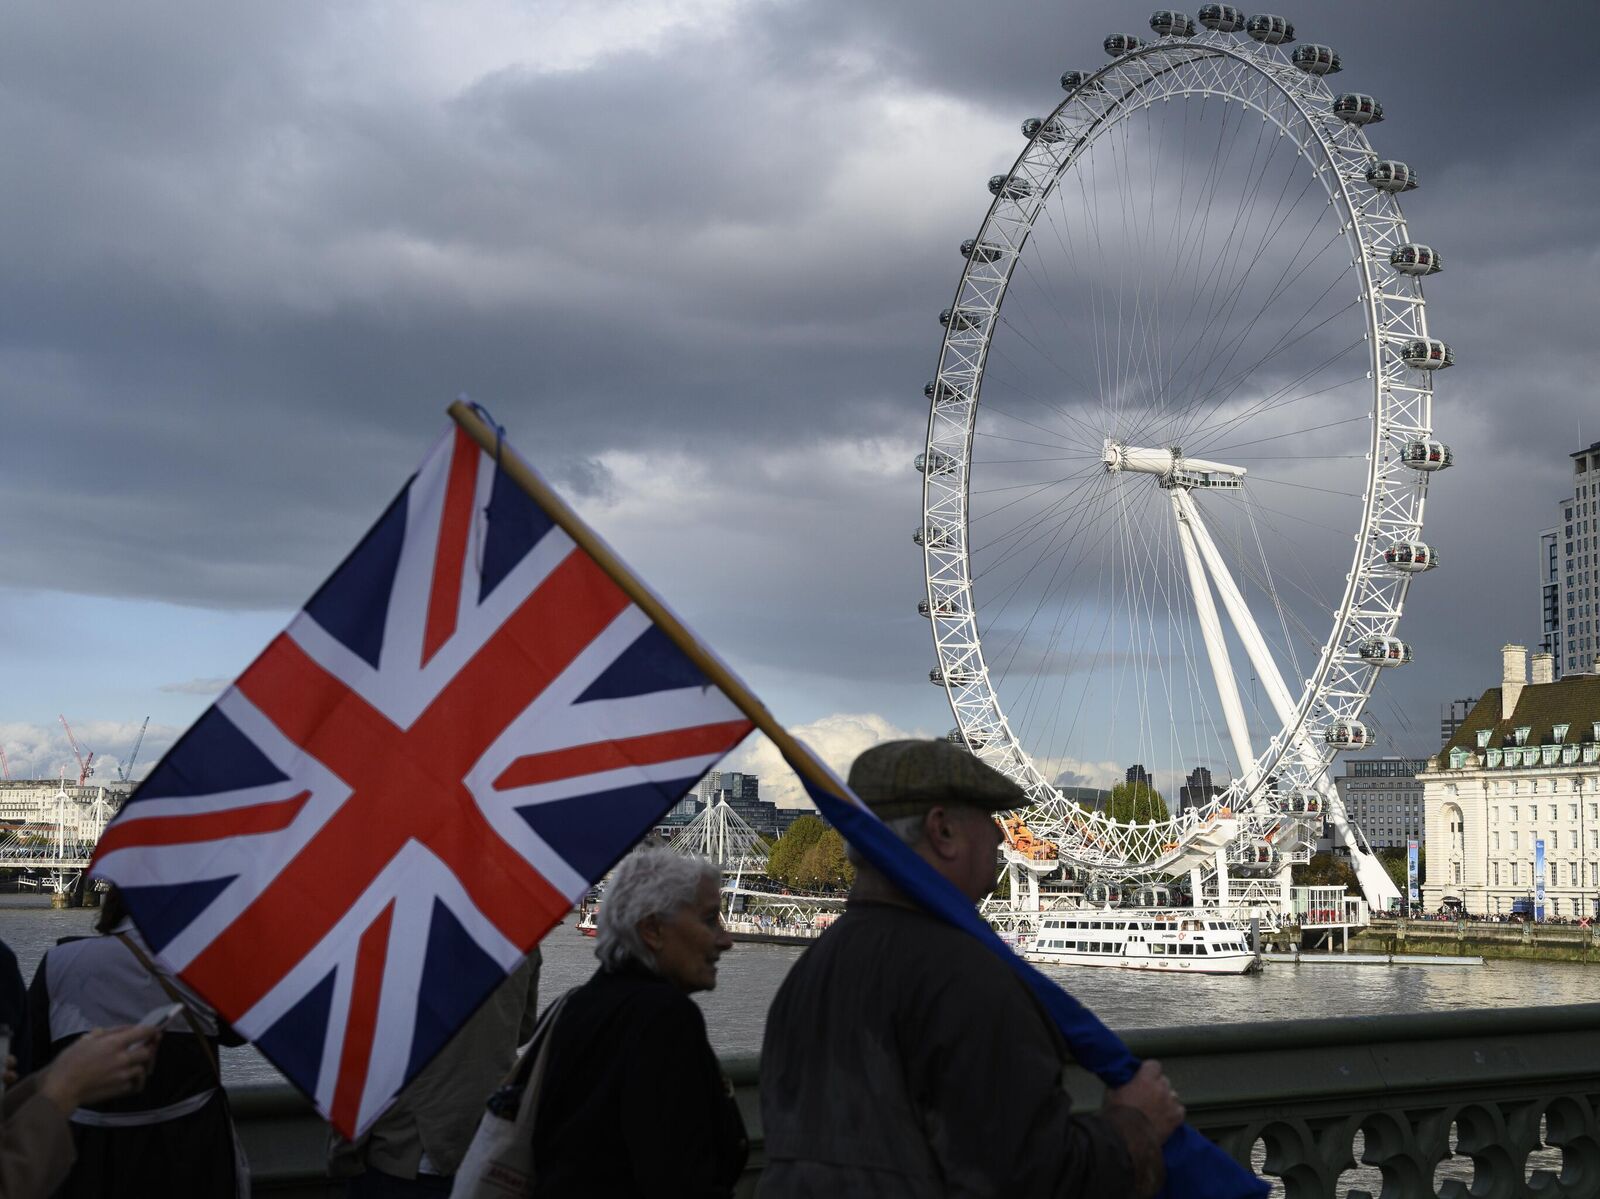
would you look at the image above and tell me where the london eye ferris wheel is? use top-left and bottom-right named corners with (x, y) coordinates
top-left (919, 7), bottom-right (1449, 907)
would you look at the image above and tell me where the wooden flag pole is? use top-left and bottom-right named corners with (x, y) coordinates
top-left (447, 400), bottom-right (851, 804)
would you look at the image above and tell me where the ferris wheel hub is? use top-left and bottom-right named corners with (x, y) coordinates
top-left (1101, 440), bottom-right (1247, 488)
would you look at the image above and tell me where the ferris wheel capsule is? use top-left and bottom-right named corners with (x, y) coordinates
top-left (1246, 14), bottom-right (1295, 43)
top-left (1291, 44), bottom-right (1341, 74)
top-left (940, 307), bottom-right (988, 332)
top-left (1022, 117), bottom-right (1067, 144)
top-left (1401, 338), bottom-right (1454, 369)
top-left (1285, 790), bottom-right (1322, 815)
top-left (916, 449), bottom-right (956, 475)
top-left (1104, 33), bottom-right (1144, 56)
top-left (1365, 160), bottom-right (1416, 192)
top-left (1325, 719), bottom-right (1370, 749)
top-left (948, 727), bottom-right (991, 749)
top-left (925, 379), bottom-right (963, 405)
top-left (1390, 244), bottom-right (1442, 276)
top-left (1355, 634), bottom-right (1412, 667)
top-left (1400, 440), bottom-right (1453, 471)
top-left (931, 666), bottom-right (978, 686)
top-left (960, 238), bottom-right (1005, 263)
top-left (1249, 841), bottom-right (1274, 866)
top-left (1384, 540), bottom-right (1438, 572)
top-left (989, 173), bottom-right (1035, 199)
top-left (913, 523), bottom-right (952, 548)
top-left (1332, 93), bottom-right (1384, 125)
top-left (1197, 4), bottom-right (1246, 31)
top-left (1149, 11), bottom-right (1196, 37)
top-left (1060, 70), bottom-right (1099, 92)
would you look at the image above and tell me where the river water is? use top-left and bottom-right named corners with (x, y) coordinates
top-left (5, 896), bottom-right (1600, 1087)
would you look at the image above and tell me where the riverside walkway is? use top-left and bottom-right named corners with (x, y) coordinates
top-left (1359, 916), bottom-right (1600, 964)
top-left (234, 1002), bottom-right (1600, 1197)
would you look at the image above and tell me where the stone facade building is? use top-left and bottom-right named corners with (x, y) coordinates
top-left (1423, 644), bottom-right (1600, 917)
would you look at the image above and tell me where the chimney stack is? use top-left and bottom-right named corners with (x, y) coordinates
top-left (1531, 652), bottom-right (1555, 686)
top-left (1502, 644), bottom-right (1528, 720)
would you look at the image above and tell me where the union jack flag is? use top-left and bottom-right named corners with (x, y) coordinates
top-left (91, 417), bottom-right (754, 1136)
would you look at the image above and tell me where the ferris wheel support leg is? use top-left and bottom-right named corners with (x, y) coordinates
top-left (1213, 846), bottom-right (1231, 910)
top-left (1176, 490), bottom-right (1400, 912)
top-left (1172, 491), bottom-right (1257, 794)
top-left (1189, 865), bottom-right (1205, 908)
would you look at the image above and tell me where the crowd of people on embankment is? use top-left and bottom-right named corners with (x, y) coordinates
top-left (0, 739), bottom-right (1189, 1197)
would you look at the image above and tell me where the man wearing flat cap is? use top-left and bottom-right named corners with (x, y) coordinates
top-left (757, 739), bottom-right (1180, 1199)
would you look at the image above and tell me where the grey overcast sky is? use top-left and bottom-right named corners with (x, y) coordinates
top-left (3, 1), bottom-right (1595, 799)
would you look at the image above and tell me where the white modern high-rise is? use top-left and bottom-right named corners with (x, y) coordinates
top-left (1540, 439), bottom-right (1600, 680)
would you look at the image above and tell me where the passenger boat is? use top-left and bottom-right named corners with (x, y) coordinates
top-left (1023, 909), bottom-right (1258, 974)
top-left (575, 909), bottom-right (597, 937)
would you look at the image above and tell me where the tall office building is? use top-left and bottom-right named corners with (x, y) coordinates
top-left (1540, 439), bottom-right (1600, 680)
top-left (1177, 766), bottom-right (1222, 813)
top-left (1125, 764), bottom-right (1152, 789)
top-left (1334, 757), bottom-right (1428, 851)
top-left (1440, 697), bottom-right (1478, 748)
top-left (695, 771), bottom-right (800, 837)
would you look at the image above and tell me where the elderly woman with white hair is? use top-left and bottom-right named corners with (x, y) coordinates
top-left (529, 846), bottom-right (746, 1197)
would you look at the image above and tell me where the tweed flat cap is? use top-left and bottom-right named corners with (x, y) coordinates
top-left (847, 738), bottom-right (1026, 820)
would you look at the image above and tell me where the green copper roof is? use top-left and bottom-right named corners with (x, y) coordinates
top-left (1435, 675), bottom-right (1600, 768)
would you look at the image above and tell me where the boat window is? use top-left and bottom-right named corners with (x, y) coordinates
top-left (1178, 944), bottom-right (1194, 955)
top-left (1195, 945), bottom-right (1208, 955)
top-left (1151, 943), bottom-right (1166, 954)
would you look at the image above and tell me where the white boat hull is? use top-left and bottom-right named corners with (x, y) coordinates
top-left (1021, 907), bottom-right (1260, 975)
top-left (1023, 949), bottom-right (1257, 975)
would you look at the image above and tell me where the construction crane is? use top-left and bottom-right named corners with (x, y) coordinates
top-left (59, 715), bottom-right (94, 786)
top-left (0, 744), bottom-right (8, 780)
top-left (117, 717), bottom-right (150, 783)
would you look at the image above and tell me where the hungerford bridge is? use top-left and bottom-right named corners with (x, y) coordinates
top-left (0, 783), bottom-right (119, 904)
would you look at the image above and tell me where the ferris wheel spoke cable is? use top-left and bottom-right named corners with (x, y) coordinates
top-left (1143, 111), bottom-right (1296, 428)
top-left (972, 464), bottom-right (1119, 575)
top-left (1155, 208), bottom-right (1348, 449)
top-left (1173, 281), bottom-right (1361, 456)
top-left (1199, 405), bottom-right (1367, 458)
top-left (983, 475), bottom-right (1123, 672)
top-left (1181, 360), bottom-right (1369, 461)
top-left (1136, 143), bottom-right (1340, 446)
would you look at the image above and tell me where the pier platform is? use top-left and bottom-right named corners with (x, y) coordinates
top-left (1262, 950), bottom-right (1483, 967)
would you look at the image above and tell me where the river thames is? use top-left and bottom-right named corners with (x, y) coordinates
top-left (5, 896), bottom-right (1599, 1087)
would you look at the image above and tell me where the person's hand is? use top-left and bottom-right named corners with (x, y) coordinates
top-left (38, 1026), bottom-right (160, 1115)
top-left (1106, 1059), bottom-right (1184, 1141)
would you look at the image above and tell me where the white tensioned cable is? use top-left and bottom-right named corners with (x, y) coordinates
top-left (919, 25), bottom-right (1437, 873)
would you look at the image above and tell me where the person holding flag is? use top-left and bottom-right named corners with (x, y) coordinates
top-left (89, 403), bottom-right (1264, 1198)
top-left (758, 739), bottom-right (1178, 1198)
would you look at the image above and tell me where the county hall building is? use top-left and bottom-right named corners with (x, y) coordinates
top-left (1422, 644), bottom-right (1600, 917)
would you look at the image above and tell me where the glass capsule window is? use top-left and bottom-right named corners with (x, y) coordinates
top-left (1246, 14), bottom-right (1294, 42)
top-left (988, 174), bottom-right (1034, 199)
top-left (1198, 5), bottom-right (1245, 32)
top-left (1149, 10), bottom-right (1196, 37)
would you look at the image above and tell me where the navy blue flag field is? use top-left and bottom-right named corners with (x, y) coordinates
top-left (792, 766), bottom-right (1269, 1199)
top-left (91, 413), bottom-right (754, 1136)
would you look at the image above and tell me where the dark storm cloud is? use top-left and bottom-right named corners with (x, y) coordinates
top-left (3, 1), bottom-right (1598, 754)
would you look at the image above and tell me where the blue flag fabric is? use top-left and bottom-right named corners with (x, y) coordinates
top-left (794, 760), bottom-right (1268, 1199)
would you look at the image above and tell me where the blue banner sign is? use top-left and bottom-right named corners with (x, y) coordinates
top-left (1535, 838), bottom-right (1546, 922)
top-left (1406, 840), bottom-right (1419, 908)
